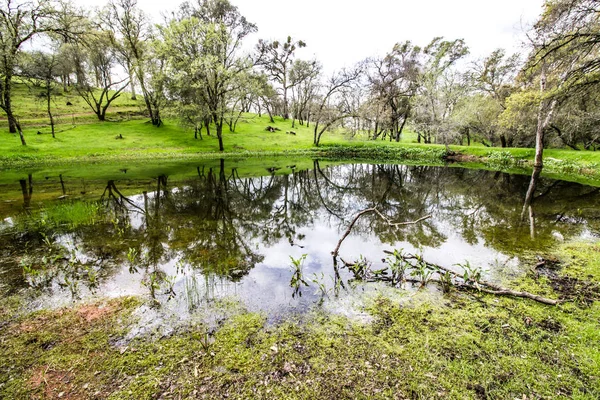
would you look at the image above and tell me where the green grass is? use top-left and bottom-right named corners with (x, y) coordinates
top-left (0, 81), bottom-right (145, 128)
top-left (2, 81), bottom-right (600, 187)
top-left (1, 240), bottom-right (599, 399)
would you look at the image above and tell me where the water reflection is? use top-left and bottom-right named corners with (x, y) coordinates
top-left (1, 161), bottom-right (599, 317)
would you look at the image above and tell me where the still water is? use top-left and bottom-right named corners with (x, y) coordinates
top-left (1, 160), bottom-right (598, 327)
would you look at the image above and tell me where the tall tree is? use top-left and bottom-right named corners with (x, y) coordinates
top-left (20, 50), bottom-right (62, 138)
top-left (368, 41), bottom-right (422, 142)
top-left (312, 65), bottom-right (363, 146)
top-left (0, 0), bottom-right (72, 144)
top-left (102, 0), bottom-right (163, 126)
top-left (161, 0), bottom-right (256, 152)
top-left (522, 0), bottom-right (600, 166)
top-left (472, 49), bottom-right (520, 147)
top-left (74, 31), bottom-right (130, 121)
top-left (289, 59), bottom-right (321, 128)
top-left (256, 36), bottom-right (306, 120)
top-left (412, 37), bottom-right (469, 145)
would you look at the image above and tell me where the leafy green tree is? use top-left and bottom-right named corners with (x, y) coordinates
top-left (471, 49), bottom-right (520, 147)
top-left (0, 0), bottom-right (75, 144)
top-left (412, 37), bottom-right (469, 146)
top-left (452, 94), bottom-right (504, 146)
top-left (73, 31), bottom-right (130, 121)
top-left (19, 50), bottom-right (62, 138)
top-left (160, 0), bottom-right (256, 152)
top-left (102, 0), bottom-right (163, 126)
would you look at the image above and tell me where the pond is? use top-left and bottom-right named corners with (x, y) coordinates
top-left (1, 159), bottom-right (599, 329)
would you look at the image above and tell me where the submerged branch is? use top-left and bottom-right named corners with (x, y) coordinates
top-left (382, 250), bottom-right (560, 306)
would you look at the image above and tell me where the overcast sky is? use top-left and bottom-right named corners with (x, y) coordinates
top-left (77, 0), bottom-right (545, 72)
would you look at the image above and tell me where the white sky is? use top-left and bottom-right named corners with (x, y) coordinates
top-left (76, 0), bottom-right (545, 72)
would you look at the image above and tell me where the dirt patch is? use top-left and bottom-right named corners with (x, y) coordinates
top-left (29, 366), bottom-right (81, 399)
top-left (76, 304), bottom-right (116, 323)
top-left (550, 275), bottom-right (600, 305)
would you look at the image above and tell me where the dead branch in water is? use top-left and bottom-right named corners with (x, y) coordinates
top-left (331, 208), bottom-right (431, 259)
top-left (382, 250), bottom-right (560, 306)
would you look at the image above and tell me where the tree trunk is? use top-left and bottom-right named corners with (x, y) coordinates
top-left (521, 166), bottom-right (542, 221)
top-left (395, 116), bottom-right (408, 143)
top-left (6, 108), bottom-right (26, 145)
top-left (217, 123), bottom-right (224, 152)
top-left (204, 117), bottom-right (211, 136)
top-left (500, 135), bottom-right (507, 148)
top-left (46, 87), bottom-right (55, 139)
top-left (534, 65), bottom-right (557, 168)
top-left (129, 70), bottom-right (137, 100)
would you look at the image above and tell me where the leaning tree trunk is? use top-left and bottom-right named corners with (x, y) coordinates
top-left (534, 65), bottom-right (558, 168)
top-left (6, 110), bottom-right (26, 145)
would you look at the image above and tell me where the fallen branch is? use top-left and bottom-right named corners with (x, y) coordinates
top-left (457, 284), bottom-right (560, 305)
top-left (332, 208), bottom-right (431, 258)
top-left (382, 250), bottom-right (561, 306)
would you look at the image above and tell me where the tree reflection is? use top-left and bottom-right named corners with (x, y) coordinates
top-left (2, 160), bottom-right (600, 303)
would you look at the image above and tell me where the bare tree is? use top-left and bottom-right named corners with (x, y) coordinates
top-left (312, 65), bottom-right (363, 146)
top-left (255, 36), bottom-right (306, 120)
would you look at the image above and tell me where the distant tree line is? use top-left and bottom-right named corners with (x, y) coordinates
top-left (1, 0), bottom-right (599, 156)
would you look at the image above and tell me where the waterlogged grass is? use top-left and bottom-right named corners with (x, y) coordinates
top-left (8, 201), bottom-right (103, 233)
top-left (1, 241), bottom-right (599, 399)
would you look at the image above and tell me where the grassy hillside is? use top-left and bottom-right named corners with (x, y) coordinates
top-left (1, 81), bottom-right (600, 184)
top-left (0, 82), bottom-right (145, 129)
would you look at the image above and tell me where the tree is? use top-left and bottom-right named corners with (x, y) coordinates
top-left (161, 0), bottom-right (256, 152)
top-left (256, 36), bottom-right (306, 120)
top-left (102, 0), bottom-right (163, 126)
top-left (472, 49), bottom-right (520, 147)
top-left (74, 31), bottom-right (130, 121)
top-left (289, 59), bottom-right (321, 128)
top-left (19, 50), bottom-right (61, 138)
top-left (0, 0), bottom-right (71, 144)
top-left (524, 0), bottom-right (600, 166)
top-left (452, 94), bottom-right (503, 146)
top-left (412, 38), bottom-right (469, 146)
top-left (254, 74), bottom-right (279, 123)
top-left (312, 65), bottom-right (363, 146)
top-left (367, 41), bottom-right (421, 142)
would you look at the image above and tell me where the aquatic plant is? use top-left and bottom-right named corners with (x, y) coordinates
top-left (385, 249), bottom-right (409, 285)
top-left (289, 254), bottom-right (308, 298)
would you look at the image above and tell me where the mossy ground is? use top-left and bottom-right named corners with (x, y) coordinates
top-left (1, 241), bottom-right (599, 399)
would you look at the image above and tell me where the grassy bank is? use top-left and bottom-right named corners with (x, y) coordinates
top-left (1, 240), bottom-right (598, 399)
